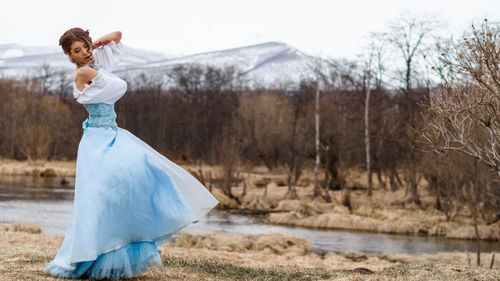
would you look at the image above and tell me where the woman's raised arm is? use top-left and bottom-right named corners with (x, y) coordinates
top-left (92, 31), bottom-right (122, 49)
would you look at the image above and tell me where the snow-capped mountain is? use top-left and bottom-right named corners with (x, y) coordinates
top-left (117, 42), bottom-right (324, 88)
top-left (0, 41), bottom-right (325, 89)
top-left (0, 43), bottom-right (170, 78)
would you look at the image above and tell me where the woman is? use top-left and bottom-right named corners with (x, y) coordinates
top-left (44, 28), bottom-right (219, 280)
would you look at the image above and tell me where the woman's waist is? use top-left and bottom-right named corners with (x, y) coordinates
top-left (83, 115), bottom-right (118, 129)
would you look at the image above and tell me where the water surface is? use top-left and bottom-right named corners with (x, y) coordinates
top-left (0, 175), bottom-right (498, 254)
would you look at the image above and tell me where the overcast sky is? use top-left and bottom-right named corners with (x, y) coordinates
top-left (3, 0), bottom-right (499, 60)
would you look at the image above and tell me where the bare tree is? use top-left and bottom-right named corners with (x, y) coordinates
top-left (313, 57), bottom-right (323, 198)
top-left (212, 121), bottom-right (242, 203)
top-left (385, 12), bottom-right (442, 206)
top-left (361, 40), bottom-right (376, 196)
top-left (422, 19), bottom-right (500, 229)
top-left (361, 33), bottom-right (388, 196)
top-left (30, 63), bottom-right (56, 96)
top-left (52, 69), bottom-right (74, 100)
top-left (423, 19), bottom-right (500, 177)
top-left (283, 81), bottom-right (315, 199)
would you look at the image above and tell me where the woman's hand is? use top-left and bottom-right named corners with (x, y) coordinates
top-left (92, 40), bottom-right (111, 50)
top-left (92, 31), bottom-right (122, 50)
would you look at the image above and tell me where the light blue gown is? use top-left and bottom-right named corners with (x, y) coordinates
top-left (44, 40), bottom-right (219, 280)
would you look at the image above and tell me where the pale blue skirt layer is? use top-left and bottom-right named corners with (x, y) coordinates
top-left (43, 126), bottom-right (219, 280)
top-left (44, 241), bottom-right (161, 280)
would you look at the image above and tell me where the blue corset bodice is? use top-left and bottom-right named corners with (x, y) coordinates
top-left (82, 103), bottom-right (117, 133)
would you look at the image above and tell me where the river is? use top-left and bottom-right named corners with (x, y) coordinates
top-left (0, 175), bottom-right (498, 254)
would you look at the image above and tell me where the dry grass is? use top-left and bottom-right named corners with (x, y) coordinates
top-left (0, 221), bottom-right (41, 234)
top-left (0, 223), bottom-right (498, 280)
top-left (0, 158), bottom-right (75, 177)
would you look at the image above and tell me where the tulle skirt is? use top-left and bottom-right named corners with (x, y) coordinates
top-left (43, 126), bottom-right (219, 280)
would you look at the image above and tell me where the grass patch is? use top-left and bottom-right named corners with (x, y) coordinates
top-left (161, 255), bottom-right (344, 281)
top-left (354, 207), bottom-right (389, 221)
top-left (161, 255), bottom-right (500, 280)
top-left (7, 221), bottom-right (42, 234)
top-left (378, 262), bottom-right (500, 281)
top-left (2, 248), bottom-right (498, 281)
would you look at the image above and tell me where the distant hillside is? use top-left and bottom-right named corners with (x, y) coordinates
top-left (0, 41), bottom-right (327, 88)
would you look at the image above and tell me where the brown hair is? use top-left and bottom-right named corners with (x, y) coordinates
top-left (59, 27), bottom-right (93, 56)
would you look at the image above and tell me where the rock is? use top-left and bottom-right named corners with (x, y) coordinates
top-left (246, 197), bottom-right (270, 210)
top-left (332, 205), bottom-right (350, 215)
top-left (298, 201), bottom-right (324, 216)
top-left (429, 224), bottom-right (448, 236)
top-left (40, 168), bottom-right (57, 177)
top-left (352, 267), bottom-right (375, 275)
top-left (274, 200), bottom-right (301, 212)
top-left (344, 251), bottom-right (369, 262)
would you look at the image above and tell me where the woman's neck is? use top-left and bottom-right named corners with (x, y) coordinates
top-left (76, 60), bottom-right (95, 70)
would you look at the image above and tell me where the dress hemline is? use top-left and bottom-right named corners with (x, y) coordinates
top-left (43, 216), bottom-right (200, 280)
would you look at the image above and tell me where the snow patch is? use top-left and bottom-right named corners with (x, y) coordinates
top-left (1, 49), bottom-right (24, 59)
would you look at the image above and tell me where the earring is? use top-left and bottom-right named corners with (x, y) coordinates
top-left (69, 57), bottom-right (75, 63)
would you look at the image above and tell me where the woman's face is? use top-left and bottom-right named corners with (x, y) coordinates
top-left (67, 40), bottom-right (93, 65)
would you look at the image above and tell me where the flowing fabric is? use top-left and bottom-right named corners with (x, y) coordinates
top-left (44, 40), bottom-right (219, 280)
top-left (44, 241), bottom-right (162, 280)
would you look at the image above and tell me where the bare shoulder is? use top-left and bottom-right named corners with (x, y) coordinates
top-left (74, 67), bottom-right (99, 91)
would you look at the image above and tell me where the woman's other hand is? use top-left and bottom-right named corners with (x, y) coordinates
top-left (92, 31), bottom-right (122, 50)
top-left (92, 40), bottom-right (111, 50)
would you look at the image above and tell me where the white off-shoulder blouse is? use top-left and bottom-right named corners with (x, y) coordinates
top-left (72, 40), bottom-right (128, 104)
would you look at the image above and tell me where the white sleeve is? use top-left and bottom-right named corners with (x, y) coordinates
top-left (73, 70), bottom-right (127, 104)
top-left (92, 40), bottom-right (123, 72)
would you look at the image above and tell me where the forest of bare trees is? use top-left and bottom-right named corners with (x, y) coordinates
top-left (0, 16), bottom-right (499, 223)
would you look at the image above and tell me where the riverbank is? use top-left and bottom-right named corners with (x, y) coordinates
top-left (0, 223), bottom-right (498, 281)
top-left (1, 158), bottom-right (499, 242)
top-left (212, 173), bottom-right (500, 242)
top-left (0, 159), bottom-right (75, 177)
